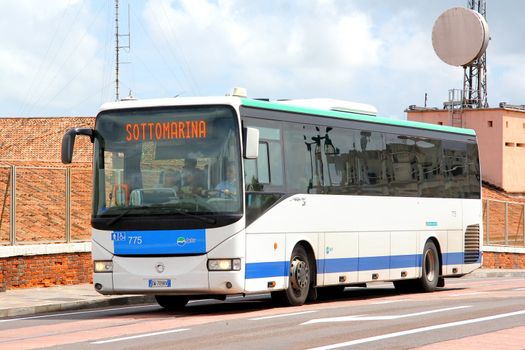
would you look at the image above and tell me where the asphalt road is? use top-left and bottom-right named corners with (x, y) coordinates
top-left (1, 277), bottom-right (524, 350)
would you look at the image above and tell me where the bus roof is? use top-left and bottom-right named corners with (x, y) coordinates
top-left (241, 98), bottom-right (476, 137)
top-left (97, 95), bottom-right (475, 137)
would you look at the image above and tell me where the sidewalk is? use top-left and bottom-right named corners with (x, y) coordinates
top-left (0, 284), bottom-right (154, 318)
top-left (0, 268), bottom-right (524, 318)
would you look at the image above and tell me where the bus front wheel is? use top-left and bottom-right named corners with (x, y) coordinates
top-left (155, 295), bottom-right (189, 310)
top-left (272, 245), bottom-right (312, 306)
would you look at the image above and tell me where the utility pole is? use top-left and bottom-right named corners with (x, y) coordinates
top-left (115, 0), bottom-right (130, 101)
top-left (464, 0), bottom-right (488, 108)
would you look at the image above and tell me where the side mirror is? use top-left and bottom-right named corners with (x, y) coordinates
top-left (61, 128), bottom-right (94, 164)
top-left (243, 127), bottom-right (259, 159)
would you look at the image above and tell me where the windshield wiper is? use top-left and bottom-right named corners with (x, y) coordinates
top-left (106, 206), bottom-right (148, 226)
top-left (106, 205), bottom-right (216, 226)
top-left (155, 205), bottom-right (217, 224)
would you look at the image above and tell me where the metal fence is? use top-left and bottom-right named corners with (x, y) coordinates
top-left (0, 165), bottom-right (91, 245)
top-left (484, 198), bottom-right (525, 247)
top-left (1, 165), bottom-right (524, 248)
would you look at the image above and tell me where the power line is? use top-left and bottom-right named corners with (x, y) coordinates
top-left (158, 1), bottom-right (201, 95)
top-left (17, 0), bottom-right (75, 116)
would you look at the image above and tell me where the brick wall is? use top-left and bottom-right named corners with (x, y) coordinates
top-left (0, 117), bottom-right (94, 163)
top-left (1, 117), bottom-right (94, 291)
top-left (483, 251), bottom-right (525, 269)
top-left (0, 117), bottom-right (95, 244)
top-left (0, 252), bottom-right (92, 291)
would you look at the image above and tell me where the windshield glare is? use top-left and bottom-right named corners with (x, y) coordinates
top-left (93, 105), bottom-right (242, 219)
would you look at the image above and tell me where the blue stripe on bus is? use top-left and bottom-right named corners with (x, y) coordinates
top-left (245, 261), bottom-right (289, 279)
top-left (358, 256), bottom-right (392, 271)
top-left (245, 252), bottom-right (478, 279)
top-left (443, 252), bottom-right (464, 265)
top-left (391, 254), bottom-right (420, 269)
top-left (321, 257), bottom-right (359, 273)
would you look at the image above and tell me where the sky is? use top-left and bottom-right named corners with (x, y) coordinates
top-left (1, 0), bottom-right (524, 119)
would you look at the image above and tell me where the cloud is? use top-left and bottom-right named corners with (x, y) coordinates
top-left (143, 0), bottom-right (382, 99)
top-left (142, 0), bottom-right (497, 118)
top-left (0, 0), bottom-right (107, 116)
top-left (1, 0), bottom-right (523, 118)
top-left (489, 54), bottom-right (525, 105)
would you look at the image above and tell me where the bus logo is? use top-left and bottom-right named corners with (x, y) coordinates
top-left (177, 236), bottom-right (197, 247)
top-left (177, 237), bottom-right (187, 247)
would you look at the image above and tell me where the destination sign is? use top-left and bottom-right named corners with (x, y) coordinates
top-left (125, 120), bottom-right (207, 141)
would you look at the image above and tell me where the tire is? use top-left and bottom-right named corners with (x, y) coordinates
top-left (416, 240), bottom-right (440, 292)
top-left (272, 245), bottom-right (312, 306)
top-left (155, 295), bottom-right (189, 310)
top-left (394, 240), bottom-right (440, 293)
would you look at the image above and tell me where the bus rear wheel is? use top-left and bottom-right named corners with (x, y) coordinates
top-left (394, 240), bottom-right (440, 293)
top-left (417, 240), bottom-right (440, 292)
top-left (272, 245), bottom-right (312, 306)
top-left (155, 295), bottom-right (189, 310)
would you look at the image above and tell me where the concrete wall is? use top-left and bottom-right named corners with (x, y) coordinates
top-left (501, 113), bottom-right (525, 192)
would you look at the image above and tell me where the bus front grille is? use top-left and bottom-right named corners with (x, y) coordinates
top-left (464, 224), bottom-right (480, 264)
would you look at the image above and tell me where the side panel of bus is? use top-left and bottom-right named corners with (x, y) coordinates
top-left (244, 195), bottom-right (473, 293)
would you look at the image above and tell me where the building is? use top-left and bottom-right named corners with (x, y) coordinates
top-left (407, 105), bottom-right (525, 193)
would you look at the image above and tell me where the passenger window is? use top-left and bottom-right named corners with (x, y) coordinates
top-left (415, 138), bottom-right (442, 197)
top-left (442, 140), bottom-right (468, 198)
top-left (268, 142), bottom-right (283, 185)
top-left (257, 142), bottom-right (270, 183)
top-left (358, 131), bottom-right (388, 195)
top-left (385, 134), bottom-right (418, 197)
top-left (283, 124), bottom-right (312, 193)
top-left (466, 143), bottom-right (481, 199)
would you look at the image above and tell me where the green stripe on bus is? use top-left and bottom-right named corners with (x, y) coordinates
top-left (241, 98), bottom-right (476, 136)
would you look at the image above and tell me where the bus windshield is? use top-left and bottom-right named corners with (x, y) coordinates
top-left (92, 105), bottom-right (242, 227)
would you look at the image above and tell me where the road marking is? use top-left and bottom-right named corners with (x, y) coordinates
top-left (512, 288), bottom-right (525, 291)
top-left (249, 310), bottom-right (317, 321)
top-left (371, 299), bottom-right (410, 305)
top-left (91, 328), bottom-right (190, 344)
top-left (305, 309), bottom-right (525, 350)
top-left (448, 291), bottom-right (488, 297)
top-left (301, 305), bottom-right (470, 325)
top-left (0, 304), bottom-right (157, 323)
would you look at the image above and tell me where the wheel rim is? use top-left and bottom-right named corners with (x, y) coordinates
top-left (290, 258), bottom-right (309, 292)
top-left (424, 249), bottom-right (436, 282)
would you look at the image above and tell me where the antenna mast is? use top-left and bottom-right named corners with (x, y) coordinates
top-left (464, 0), bottom-right (488, 108)
top-left (114, 0), bottom-right (130, 101)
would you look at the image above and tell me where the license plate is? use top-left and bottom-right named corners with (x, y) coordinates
top-left (148, 279), bottom-right (171, 288)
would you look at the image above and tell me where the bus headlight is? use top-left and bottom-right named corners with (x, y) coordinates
top-left (94, 260), bottom-right (113, 273)
top-left (207, 259), bottom-right (241, 271)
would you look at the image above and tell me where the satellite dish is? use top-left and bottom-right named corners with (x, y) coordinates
top-left (432, 7), bottom-right (489, 67)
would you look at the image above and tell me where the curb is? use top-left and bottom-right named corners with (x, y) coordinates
top-left (0, 295), bottom-right (155, 318)
top-left (466, 268), bottom-right (525, 278)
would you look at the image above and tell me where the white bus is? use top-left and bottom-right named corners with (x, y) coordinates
top-left (62, 92), bottom-right (482, 308)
